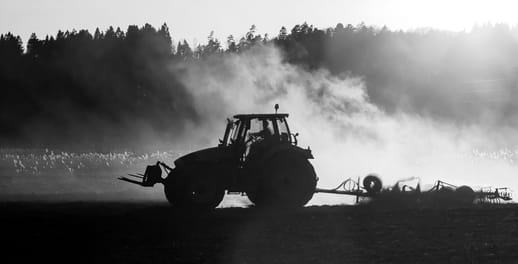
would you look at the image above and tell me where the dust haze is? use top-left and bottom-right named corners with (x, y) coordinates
top-left (170, 44), bottom-right (518, 205)
top-left (2, 24), bottom-right (518, 204)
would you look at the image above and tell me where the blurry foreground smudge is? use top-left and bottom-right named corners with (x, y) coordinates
top-left (1, 203), bottom-right (518, 263)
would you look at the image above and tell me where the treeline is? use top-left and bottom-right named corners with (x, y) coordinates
top-left (0, 24), bottom-right (196, 148)
top-left (2, 22), bottom-right (518, 149)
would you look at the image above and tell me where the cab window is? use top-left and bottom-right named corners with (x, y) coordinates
top-left (277, 118), bottom-right (291, 142)
top-left (230, 120), bottom-right (241, 143)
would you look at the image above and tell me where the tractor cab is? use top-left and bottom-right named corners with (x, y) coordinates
top-left (121, 107), bottom-right (317, 209)
top-left (219, 113), bottom-right (298, 161)
top-left (220, 113), bottom-right (296, 146)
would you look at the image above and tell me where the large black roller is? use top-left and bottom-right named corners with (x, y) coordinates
top-left (454, 185), bottom-right (475, 205)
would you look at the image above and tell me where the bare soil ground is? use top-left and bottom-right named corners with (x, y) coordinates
top-left (1, 202), bottom-right (518, 263)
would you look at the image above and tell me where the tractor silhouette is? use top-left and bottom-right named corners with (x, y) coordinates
top-left (120, 108), bottom-right (317, 209)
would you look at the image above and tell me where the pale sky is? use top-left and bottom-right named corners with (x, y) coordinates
top-left (1, 0), bottom-right (518, 45)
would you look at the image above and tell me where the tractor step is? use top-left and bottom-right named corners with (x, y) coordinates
top-left (227, 191), bottom-right (246, 196)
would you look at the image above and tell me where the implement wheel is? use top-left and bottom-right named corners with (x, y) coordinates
top-left (363, 174), bottom-right (382, 194)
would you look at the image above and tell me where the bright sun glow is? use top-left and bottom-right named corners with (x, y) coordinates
top-left (2, 0), bottom-right (518, 44)
top-left (344, 0), bottom-right (518, 32)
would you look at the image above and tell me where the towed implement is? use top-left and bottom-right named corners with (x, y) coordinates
top-left (423, 180), bottom-right (512, 205)
top-left (316, 177), bottom-right (512, 206)
top-left (345, 179), bottom-right (513, 206)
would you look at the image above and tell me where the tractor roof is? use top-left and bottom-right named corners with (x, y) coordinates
top-left (233, 113), bottom-right (289, 120)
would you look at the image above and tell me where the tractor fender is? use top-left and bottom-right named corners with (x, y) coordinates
top-left (174, 146), bottom-right (232, 168)
top-left (257, 144), bottom-right (313, 165)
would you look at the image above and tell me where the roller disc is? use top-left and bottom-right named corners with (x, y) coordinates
top-left (454, 185), bottom-right (475, 205)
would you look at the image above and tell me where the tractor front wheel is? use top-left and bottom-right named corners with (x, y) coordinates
top-left (164, 168), bottom-right (225, 210)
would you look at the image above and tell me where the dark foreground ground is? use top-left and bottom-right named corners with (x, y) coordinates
top-left (1, 202), bottom-right (518, 263)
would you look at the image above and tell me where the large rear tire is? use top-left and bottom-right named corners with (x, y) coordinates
top-left (248, 155), bottom-right (317, 208)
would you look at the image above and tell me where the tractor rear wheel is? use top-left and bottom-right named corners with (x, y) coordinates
top-left (249, 155), bottom-right (317, 208)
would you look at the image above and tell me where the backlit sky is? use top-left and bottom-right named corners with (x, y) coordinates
top-left (1, 0), bottom-right (518, 45)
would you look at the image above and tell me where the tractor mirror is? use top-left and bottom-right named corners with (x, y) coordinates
top-left (292, 133), bottom-right (299, 145)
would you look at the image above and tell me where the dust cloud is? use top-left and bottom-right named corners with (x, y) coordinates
top-left (172, 44), bottom-right (518, 205)
top-left (2, 43), bottom-right (517, 205)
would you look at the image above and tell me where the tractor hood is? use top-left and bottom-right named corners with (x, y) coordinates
top-left (173, 146), bottom-right (231, 168)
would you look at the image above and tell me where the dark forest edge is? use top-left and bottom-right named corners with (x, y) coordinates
top-left (2, 22), bottom-right (518, 150)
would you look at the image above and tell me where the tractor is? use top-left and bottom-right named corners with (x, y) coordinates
top-left (120, 107), bottom-right (318, 209)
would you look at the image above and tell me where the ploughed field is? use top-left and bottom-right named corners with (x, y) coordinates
top-left (1, 202), bottom-right (518, 263)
